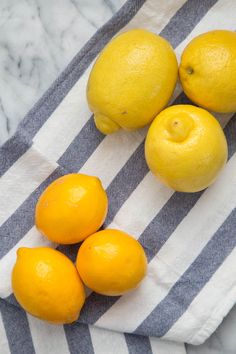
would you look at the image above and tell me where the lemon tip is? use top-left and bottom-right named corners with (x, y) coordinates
top-left (94, 113), bottom-right (120, 135)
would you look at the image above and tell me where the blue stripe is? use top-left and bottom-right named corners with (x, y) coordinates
top-left (105, 141), bottom-right (148, 225)
top-left (79, 292), bottom-right (119, 324)
top-left (160, 0), bottom-right (218, 47)
top-left (64, 323), bottom-right (94, 354)
top-left (4, 294), bottom-right (19, 307)
top-left (139, 191), bottom-right (202, 262)
top-left (135, 206), bottom-right (236, 337)
top-left (58, 116), bottom-right (104, 172)
top-left (125, 333), bottom-right (153, 354)
top-left (0, 131), bottom-right (32, 178)
top-left (0, 299), bottom-right (35, 354)
top-left (224, 113), bottom-right (236, 157)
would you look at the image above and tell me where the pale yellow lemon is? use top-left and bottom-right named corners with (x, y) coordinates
top-left (179, 30), bottom-right (236, 113)
top-left (145, 105), bottom-right (228, 192)
top-left (12, 247), bottom-right (85, 324)
top-left (76, 229), bottom-right (147, 296)
top-left (87, 28), bottom-right (178, 134)
top-left (35, 174), bottom-right (108, 244)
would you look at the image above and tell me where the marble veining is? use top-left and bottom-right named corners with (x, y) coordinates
top-left (0, 1), bottom-right (236, 353)
top-left (0, 0), bottom-right (125, 145)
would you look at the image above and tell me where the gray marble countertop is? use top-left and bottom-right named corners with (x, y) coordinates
top-left (0, 1), bottom-right (236, 353)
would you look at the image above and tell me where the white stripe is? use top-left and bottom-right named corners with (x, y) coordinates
top-left (108, 172), bottom-right (173, 236)
top-left (89, 325), bottom-right (128, 354)
top-left (27, 315), bottom-right (70, 354)
top-left (0, 312), bottom-right (11, 354)
top-left (0, 227), bottom-right (55, 298)
top-left (175, 0), bottom-right (236, 61)
top-left (96, 152), bottom-right (236, 331)
top-left (80, 128), bottom-right (147, 188)
top-left (0, 147), bottom-right (58, 227)
top-left (165, 246), bottom-right (236, 344)
top-left (149, 337), bottom-right (186, 354)
top-left (33, 66), bottom-right (92, 161)
top-left (122, 0), bottom-right (186, 33)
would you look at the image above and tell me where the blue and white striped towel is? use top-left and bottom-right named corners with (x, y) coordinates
top-left (1, 0), bottom-right (236, 352)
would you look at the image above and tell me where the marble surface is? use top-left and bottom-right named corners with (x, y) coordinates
top-left (0, 0), bottom-right (125, 145)
top-left (0, 1), bottom-right (236, 353)
top-left (187, 305), bottom-right (236, 354)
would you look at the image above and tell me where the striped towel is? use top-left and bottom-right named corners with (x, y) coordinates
top-left (1, 0), bottom-right (236, 352)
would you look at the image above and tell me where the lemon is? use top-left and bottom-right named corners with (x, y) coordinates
top-left (87, 28), bottom-right (178, 134)
top-left (12, 247), bottom-right (85, 324)
top-left (145, 105), bottom-right (228, 192)
top-left (35, 174), bottom-right (108, 244)
top-left (76, 229), bottom-right (147, 296)
top-left (179, 30), bottom-right (236, 113)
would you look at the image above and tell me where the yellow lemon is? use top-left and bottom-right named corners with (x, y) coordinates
top-left (35, 174), bottom-right (108, 244)
top-left (12, 247), bottom-right (85, 324)
top-left (179, 30), bottom-right (236, 113)
top-left (145, 105), bottom-right (228, 192)
top-left (87, 28), bottom-right (178, 134)
top-left (76, 229), bottom-right (147, 296)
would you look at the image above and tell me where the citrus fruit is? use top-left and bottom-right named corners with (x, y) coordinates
top-left (87, 28), bottom-right (178, 134)
top-left (145, 105), bottom-right (228, 192)
top-left (76, 229), bottom-right (147, 296)
top-left (35, 174), bottom-right (108, 244)
top-left (179, 30), bottom-right (236, 113)
top-left (12, 247), bottom-right (85, 324)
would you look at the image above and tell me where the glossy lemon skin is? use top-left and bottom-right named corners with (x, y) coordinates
top-left (145, 105), bottom-right (228, 192)
top-left (76, 229), bottom-right (147, 296)
top-left (87, 28), bottom-right (178, 134)
top-left (12, 247), bottom-right (85, 324)
top-left (35, 174), bottom-right (108, 244)
top-left (179, 30), bottom-right (236, 113)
